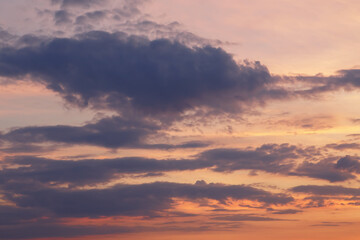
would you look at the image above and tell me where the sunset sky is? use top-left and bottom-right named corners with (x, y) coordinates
top-left (0, 0), bottom-right (360, 239)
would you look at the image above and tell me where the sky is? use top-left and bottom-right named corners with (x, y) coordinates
top-left (0, 0), bottom-right (360, 239)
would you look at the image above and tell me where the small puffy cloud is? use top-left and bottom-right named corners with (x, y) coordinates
top-left (54, 10), bottom-right (72, 25)
top-left (51, 0), bottom-right (107, 9)
top-left (335, 155), bottom-right (360, 173)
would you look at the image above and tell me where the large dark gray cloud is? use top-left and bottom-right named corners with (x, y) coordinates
top-left (1, 181), bottom-right (293, 220)
top-left (0, 156), bottom-right (202, 186)
top-left (0, 178), bottom-right (293, 239)
top-left (0, 144), bottom-right (310, 187)
top-left (0, 31), bottom-right (281, 119)
top-left (1, 144), bottom-right (358, 187)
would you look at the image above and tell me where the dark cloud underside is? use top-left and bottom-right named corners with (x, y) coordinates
top-left (0, 31), bottom-right (277, 118)
top-left (1, 144), bottom-right (359, 185)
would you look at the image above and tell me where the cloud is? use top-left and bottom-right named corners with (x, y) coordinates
top-left (198, 144), bottom-right (299, 174)
top-left (351, 118), bottom-right (360, 124)
top-left (115, 20), bottom-right (232, 47)
top-left (0, 115), bottom-right (213, 151)
top-left (0, 143), bottom-right (56, 154)
top-left (346, 134), bottom-right (360, 139)
top-left (0, 116), bottom-right (160, 149)
top-left (210, 214), bottom-right (284, 222)
top-left (291, 185), bottom-right (360, 196)
top-left (269, 209), bottom-right (303, 215)
top-left (112, 0), bottom-right (147, 19)
top-left (0, 222), bottom-right (140, 239)
top-left (51, 0), bottom-right (107, 9)
top-left (1, 0), bottom-right (359, 238)
top-left (54, 10), bottom-right (72, 25)
top-left (0, 143), bottom-right (299, 186)
top-left (335, 155), bottom-right (360, 173)
top-left (326, 143), bottom-right (360, 150)
top-left (0, 31), bottom-right (280, 120)
top-left (47, 0), bottom-right (151, 34)
top-left (2, 143), bottom-right (358, 183)
top-left (291, 158), bottom-right (356, 182)
top-left (75, 10), bottom-right (108, 25)
top-left (1, 181), bottom-right (293, 221)
top-left (2, 31), bottom-right (358, 124)
top-left (0, 218), bottom-right (248, 239)
top-left (0, 27), bottom-right (16, 48)
top-left (0, 143), bottom-right (316, 187)
top-left (311, 221), bottom-right (352, 227)
top-left (0, 156), bottom-right (202, 186)
top-left (286, 69), bottom-right (360, 97)
top-left (0, 205), bottom-right (44, 226)
top-left (270, 114), bottom-right (336, 130)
